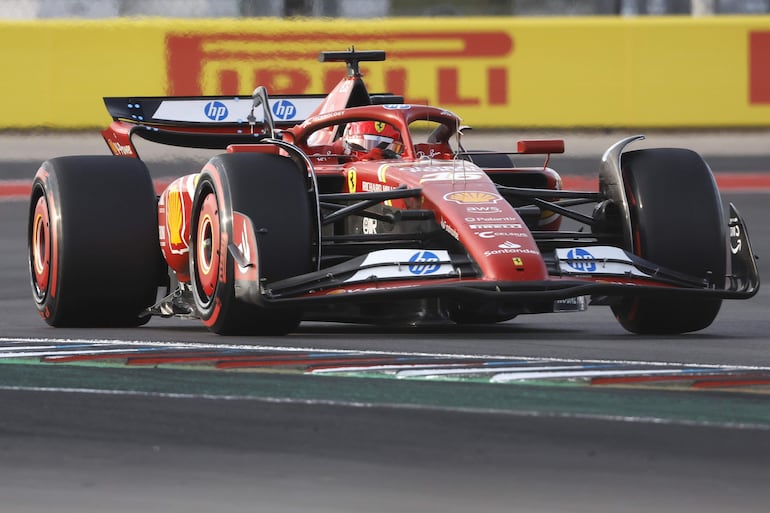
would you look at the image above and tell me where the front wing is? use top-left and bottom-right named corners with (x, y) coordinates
top-left (245, 204), bottom-right (758, 308)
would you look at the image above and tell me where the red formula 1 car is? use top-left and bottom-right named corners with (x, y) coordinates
top-left (29, 49), bottom-right (759, 335)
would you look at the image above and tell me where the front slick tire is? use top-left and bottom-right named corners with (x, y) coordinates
top-left (190, 153), bottom-right (315, 336)
top-left (28, 156), bottom-right (161, 327)
top-left (612, 148), bottom-right (726, 334)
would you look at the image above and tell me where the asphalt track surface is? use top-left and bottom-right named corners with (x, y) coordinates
top-left (1, 131), bottom-right (770, 513)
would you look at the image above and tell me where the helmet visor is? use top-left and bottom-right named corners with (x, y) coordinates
top-left (347, 134), bottom-right (403, 155)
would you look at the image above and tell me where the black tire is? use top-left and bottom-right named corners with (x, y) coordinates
top-left (189, 153), bottom-right (315, 335)
top-left (28, 156), bottom-right (161, 327)
top-left (611, 148), bottom-right (726, 334)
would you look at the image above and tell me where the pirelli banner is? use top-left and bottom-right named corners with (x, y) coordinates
top-left (1, 16), bottom-right (769, 129)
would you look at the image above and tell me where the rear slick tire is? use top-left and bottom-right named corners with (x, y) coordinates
top-left (611, 148), bottom-right (726, 334)
top-left (28, 156), bottom-right (161, 327)
top-left (189, 153), bottom-right (315, 335)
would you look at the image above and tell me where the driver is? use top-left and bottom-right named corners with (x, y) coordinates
top-left (342, 121), bottom-right (403, 160)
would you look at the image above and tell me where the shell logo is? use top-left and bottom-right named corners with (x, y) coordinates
top-left (167, 189), bottom-right (185, 247)
top-left (165, 175), bottom-right (198, 255)
top-left (443, 191), bottom-right (503, 204)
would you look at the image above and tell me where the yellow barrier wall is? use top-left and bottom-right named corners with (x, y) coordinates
top-left (1, 16), bottom-right (769, 129)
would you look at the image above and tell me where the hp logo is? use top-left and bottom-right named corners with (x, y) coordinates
top-left (408, 251), bottom-right (441, 275)
top-left (204, 101), bottom-right (228, 121)
top-left (566, 248), bottom-right (596, 272)
top-left (272, 100), bottom-right (297, 120)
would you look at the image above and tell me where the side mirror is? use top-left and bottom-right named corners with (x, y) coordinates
top-left (248, 86), bottom-right (276, 139)
top-left (516, 139), bottom-right (565, 155)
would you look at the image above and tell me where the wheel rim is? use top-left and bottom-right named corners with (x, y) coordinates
top-left (31, 195), bottom-right (51, 301)
top-left (194, 192), bottom-right (220, 302)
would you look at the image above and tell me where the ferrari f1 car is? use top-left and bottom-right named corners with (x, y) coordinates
top-left (29, 49), bottom-right (759, 335)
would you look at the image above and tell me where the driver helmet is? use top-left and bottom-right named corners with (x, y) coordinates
top-left (342, 121), bottom-right (403, 156)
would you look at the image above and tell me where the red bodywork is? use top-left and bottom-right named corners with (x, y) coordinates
top-left (103, 70), bottom-right (564, 292)
top-left (95, 50), bottom-right (757, 329)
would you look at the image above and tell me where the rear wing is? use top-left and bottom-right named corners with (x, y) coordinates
top-left (104, 92), bottom-right (403, 130)
top-left (103, 94), bottom-right (327, 128)
top-left (102, 93), bottom-right (404, 156)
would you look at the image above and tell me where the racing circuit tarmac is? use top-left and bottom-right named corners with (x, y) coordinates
top-left (1, 130), bottom-right (770, 513)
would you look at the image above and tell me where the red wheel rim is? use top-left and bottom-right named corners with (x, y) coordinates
top-left (195, 192), bottom-right (220, 298)
top-left (31, 195), bottom-right (51, 298)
